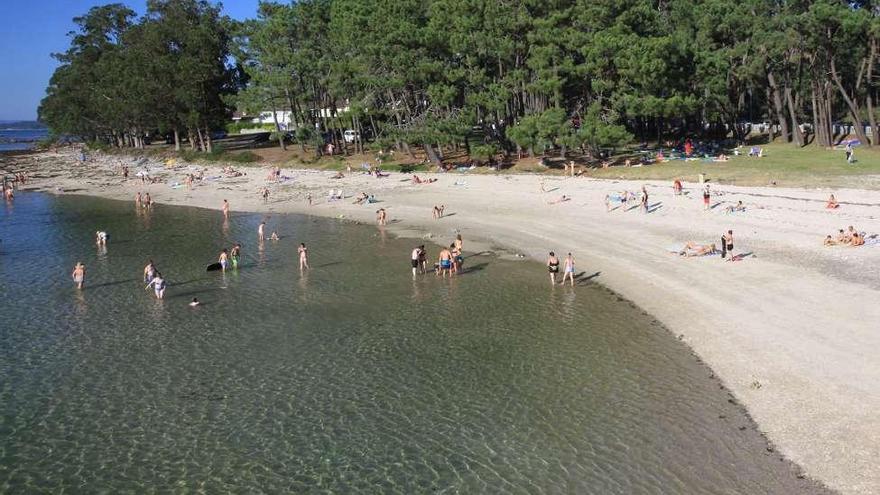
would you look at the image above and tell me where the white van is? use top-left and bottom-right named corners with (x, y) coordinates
top-left (343, 130), bottom-right (359, 143)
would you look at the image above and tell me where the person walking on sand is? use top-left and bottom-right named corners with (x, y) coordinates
top-left (845, 143), bottom-right (853, 163)
top-left (71, 262), bottom-right (85, 289)
top-left (640, 186), bottom-right (649, 213)
top-left (377, 208), bottom-right (387, 226)
top-left (298, 243), bottom-right (309, 270)
top-left (721, 230), bottom-right (734, 260)
top-left (222, 199), bottom-right (230, 218)
top-left (258, 221), bottom-right (266, 242)
top-left (702, 185), bottom-right (711, 211)
top-left (219, 248), bottom-right (229, 272)
top-left (145, 272), bottom-right (166, 299)
top-left (432, 205), bottom-right (440, 219)
top-left (307, 193), bottom-right (312, 206)
top-left (438, 246), bottom-right (453, 277)
top-left (547, 251), bottom-right (560, 285)
top-left (673, 179), bottom-right (682, 196)
top-left (561, 253), bottom-right (575, 287)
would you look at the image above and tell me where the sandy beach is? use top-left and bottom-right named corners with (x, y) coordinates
top-left (5, 148), bottom-right (880, 494)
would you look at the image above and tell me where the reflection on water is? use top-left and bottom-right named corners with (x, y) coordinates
top-left (0, 193), bottom-right (829, 493)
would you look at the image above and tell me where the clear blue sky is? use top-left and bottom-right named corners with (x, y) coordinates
top-left (0, 0), bottom-right (259, 121)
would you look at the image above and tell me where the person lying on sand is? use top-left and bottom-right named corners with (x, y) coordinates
top-left (677, 242), bottom-right (717, 257)
top-left (354, 192), bottom-right (369, 205)
top-left (826, 194), bottom-right (839, 209)
top-left (331, 172), bottom-right (345, 179)
top-left (824, 235), bottom-right (838, 246)
top-left (412, 175), bottom-right (436, 184)
top-left (548, 195), bottom-right (570, 204)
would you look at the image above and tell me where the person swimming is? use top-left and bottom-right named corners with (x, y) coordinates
top-left (95, 230), bottom-right (108, 245)
top-left (189, 298), bottom-right (200, 307)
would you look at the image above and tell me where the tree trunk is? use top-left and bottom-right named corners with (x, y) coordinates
top-left (174, 129), bottom-right (181, 152)
top-left (271, 106), bottom-right (286, 151)
top-left (767, 71), bottom-right (790, 142)
top-left (867, 40), bottom-right (878, 145)
top-left (784, 87), bottom-right (804, 147)
top-left (204, 125), bottom-right (213, 154)
top-left (196, 127), bottom-right (206, 152)
top-left (424, 143), bottom-right (442, 166)
top-left (831, 58), bottom-right (871, 147)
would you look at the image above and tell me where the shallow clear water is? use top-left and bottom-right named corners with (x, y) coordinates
top-left (0, 194), bottom-right (829, 493)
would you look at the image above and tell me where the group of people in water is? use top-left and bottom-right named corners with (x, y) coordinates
top-left (3, 172), bottom-right (29, 201)
top-left (412, 234), bottom-right (465, 278)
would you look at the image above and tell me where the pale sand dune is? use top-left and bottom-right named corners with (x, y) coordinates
top-left (9, 148), bottom-right (880, 493)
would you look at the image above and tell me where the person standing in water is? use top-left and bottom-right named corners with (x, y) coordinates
top-left (143, 193), bottom-right (152, 208)
top-left (451, 243), bottom-right (463, 274)
top-left (298, 243), bottom-right (309, 270)
top-left (219, 248), bottom-right (229, 272)
top-left (547, 252), bottom-right (560, 285)
top-left (411, 245), bottom-right (422, 277)
top-left (146, 272), bottom-right (166, 299)
top-left (561, 253), bottom-right (575, 287)
top-left (376, 208), bottom-right (387, 226)
top-left (418, 245), bottom-right (428, 273)
top-left (71, 262), bottom-right (85, 289)
top-left (230, 243), bottom-right (242, 268)
top-left (143, 260), bottom-right (156, 283)
top-left (95, 231), bottom-right (108, 246)
top-left (258, 221), bottom-right (266, 242)
top-left (438, 246), bottom-right (453, 277)
top-left (135, 192), bottom-right (142, 206)
top-left (222, 199), bottom-right (230, 219)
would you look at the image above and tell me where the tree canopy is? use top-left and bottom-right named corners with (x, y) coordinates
top-left (40, 0), bottom-right (880, 158)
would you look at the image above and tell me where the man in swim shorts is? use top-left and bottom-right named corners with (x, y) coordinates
top-left (411, 246), bottom-right (421, 277)
top-left (438, 247), bottom-right (453, 277)
top-left (219, 249), bottom-right (229, 272)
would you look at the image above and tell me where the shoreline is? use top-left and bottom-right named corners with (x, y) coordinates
top-left (6, 149), bottom-right (880, 494)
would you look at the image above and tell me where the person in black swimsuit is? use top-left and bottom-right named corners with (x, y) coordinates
top-left (547, 251), bottom-right (560, 285)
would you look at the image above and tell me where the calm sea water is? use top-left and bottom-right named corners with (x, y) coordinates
top-left (0, 125), bottom-right (48, 151)
top-left (0, 193), bottom-right (829, 493)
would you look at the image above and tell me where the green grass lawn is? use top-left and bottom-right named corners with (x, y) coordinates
top-left (584, 143), bottom-right (880, 189)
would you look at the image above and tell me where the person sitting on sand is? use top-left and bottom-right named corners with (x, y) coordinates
top-left (844, 225), bottom-right (857, 244)
top-left (724, 201), bottom-right (746, 214)
top-left (851, 232), bottom-right (865, 246)
top-left (673, 179), bottom-right (683, 196)
top-left (826, 194), bottom-right (839, 209)
top-left (715, 154), bottom-right (729, 162)
top-left (548, 195), bottom-right (570, 204)
top-left (824, 235), bottom-right (837, 246)
top-left (412, 175), bottom-right (423, 184)
top-left (331, 172), bottom-right (344, 179)
top-left (354, 192), bottom-right (369, 205)
top-left (836, 229), bottom-right (848, 245)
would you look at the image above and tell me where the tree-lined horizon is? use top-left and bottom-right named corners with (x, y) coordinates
top-left (39, 0), bottom-right (880, 162)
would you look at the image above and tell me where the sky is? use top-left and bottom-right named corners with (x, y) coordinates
top-left (0, 0), bottom-right (260, 121)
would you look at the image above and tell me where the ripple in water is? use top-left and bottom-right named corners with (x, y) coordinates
top-left (0, 194), bottom-right (830, 493)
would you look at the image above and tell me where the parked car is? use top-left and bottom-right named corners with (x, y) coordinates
top-left (343, 129), bottom-right (360, 143)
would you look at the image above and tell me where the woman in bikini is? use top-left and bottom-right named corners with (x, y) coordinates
top-left (547, 252), bottom-right (560, 285)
